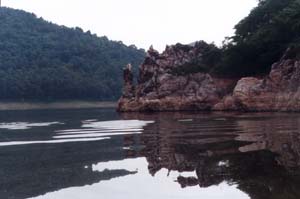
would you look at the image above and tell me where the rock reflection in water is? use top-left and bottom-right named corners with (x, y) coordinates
top-left (121, 112), bottom-right (300, 199)
top-left (2, 109), bottom-right (300, 199)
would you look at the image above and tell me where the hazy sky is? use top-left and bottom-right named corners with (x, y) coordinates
top-left (5, 0), bottom-right (258, 51)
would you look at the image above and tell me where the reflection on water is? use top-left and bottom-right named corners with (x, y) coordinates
top-left (0, 122), bottom-right (62, 130)
top-left (0, 118), bottom-right (153, 146)
top-left (1, 109), bottom-right (300, 199)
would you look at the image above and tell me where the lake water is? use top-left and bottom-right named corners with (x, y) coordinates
top-left (1, 108), bottom-right (300, 199)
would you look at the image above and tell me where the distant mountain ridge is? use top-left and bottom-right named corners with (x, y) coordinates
top-left (0, 7), bottom-right (145, 100)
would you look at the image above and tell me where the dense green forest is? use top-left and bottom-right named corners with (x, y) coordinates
top-left (216, 0), bottom-right (300, 76)
top-left (0, 7), bottom-right (145, 101)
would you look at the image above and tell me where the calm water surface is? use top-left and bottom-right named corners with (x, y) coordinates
top-left (1, 108), bottom-right (300, 199)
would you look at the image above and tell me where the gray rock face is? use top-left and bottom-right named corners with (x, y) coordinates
top-left (118, 45), bottom-right (300, 112)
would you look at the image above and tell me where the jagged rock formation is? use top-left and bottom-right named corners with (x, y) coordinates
top-left (117, 42), bottom-right (236, 111)
top-left (122, 64), bottom-right (135, 98)
top-left (118, 43), bottom-right (300, 112)
top-left (214, 47), bottom-right (300, 111)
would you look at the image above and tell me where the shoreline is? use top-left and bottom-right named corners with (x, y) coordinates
top-left (0, 101), bottom-right (117, 111)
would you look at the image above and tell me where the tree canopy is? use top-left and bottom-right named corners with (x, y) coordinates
top-left (216, 0), bottom-right (300, 76)
top-left (0, 7), bottom-right (145, 100)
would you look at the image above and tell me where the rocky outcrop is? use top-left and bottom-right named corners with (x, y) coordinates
top-left (122, 64), bottom-right (135, 98)
top-left (118, 44), bottom-right (300, 112)
top-left (214, 47), bottom-right (300, 111)
top-left (117, 42), bottom-right (236, 112)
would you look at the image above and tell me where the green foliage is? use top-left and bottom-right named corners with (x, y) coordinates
top-left (170, 0), bottom-right (300, 77)
top-left (217, 0), bottom-right (300, 77)
top-left (0, 7), bottom-right (145, 100)
top-left (171, 41), bottom-right (222, 76)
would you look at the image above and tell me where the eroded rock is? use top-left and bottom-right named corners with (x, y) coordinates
top-left (118, 42), bottom-right (236, 112)
top-left (118, 44), bottom-right (300, 112)
top-left (231, 50), bottom-right (300, 111)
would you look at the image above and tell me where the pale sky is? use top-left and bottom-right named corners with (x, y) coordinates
top-left (4, 0), bottom-right (258, 51)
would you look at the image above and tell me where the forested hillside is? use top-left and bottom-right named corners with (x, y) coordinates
top-left (0, 7), bottom-right (145, 100)
top-left (217, 0), bottom-right (300, 76)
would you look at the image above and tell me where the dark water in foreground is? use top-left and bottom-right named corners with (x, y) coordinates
top-left (1, 109), bottom-right (300, 199)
